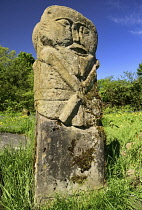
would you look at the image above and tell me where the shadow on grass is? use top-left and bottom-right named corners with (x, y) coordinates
top-left (105, 139), bottom-right (120, 177)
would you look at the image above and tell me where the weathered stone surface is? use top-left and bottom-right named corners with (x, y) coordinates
top-left (35, 113), bottom-right (104, 203)
top-left (0, 132), bottom-right (27, 150)
top-left (32, 5), bottom-right (105, 204)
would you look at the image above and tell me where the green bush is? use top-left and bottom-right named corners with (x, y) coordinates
top-left (0, 46), bottom-right (35, 112)
top-left (98, 72), bottom-right (142, 111)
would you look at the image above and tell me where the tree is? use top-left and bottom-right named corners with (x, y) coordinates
top-left (0, 46), bottom-right (16, 110)
top-left (98, 72), bottom-right (142, 110)
top-left (11, 52), bottom-right (35, 110)
top-left (0, 46), bottom-right (35, 111)
top-left (137, 63), bottom-right (142, 77)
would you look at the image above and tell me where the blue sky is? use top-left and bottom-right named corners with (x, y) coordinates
top-left (0, 0), bottom-right (142, 79)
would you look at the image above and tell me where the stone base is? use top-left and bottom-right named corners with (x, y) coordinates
top-left (34, 112), bottom-right (105, 204)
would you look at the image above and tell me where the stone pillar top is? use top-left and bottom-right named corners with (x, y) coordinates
top-left (32, 5), bottom-right (98, 56)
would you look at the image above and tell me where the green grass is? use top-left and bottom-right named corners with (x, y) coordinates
top-left (0, 112), bottom-right (34, 134)
top-left (0, 111), bottom-right (142, 209)
top-left (0, 148), bottom-right (34, 210)
top-left (0, 112), bottom-right (35, 209)
top-left (101, 111), bottom-right (142, 210)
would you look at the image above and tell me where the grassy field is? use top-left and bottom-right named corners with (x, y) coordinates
top-left (0, 111), bottom-right (142, 209)
top-left (0, 112), bottom-right (34, 134)
top-left (0, 112), bottom-right (35, 209)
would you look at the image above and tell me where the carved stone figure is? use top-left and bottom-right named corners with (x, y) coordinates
top-left (33, 5), bottom-right (105, 205)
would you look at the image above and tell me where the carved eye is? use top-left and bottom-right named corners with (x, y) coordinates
top-left (83, 27), bottom-right (89, 34)
top-left (56, 19), bottom-right (71, 27)
top-left (80, 26), bottom-right (89, 35)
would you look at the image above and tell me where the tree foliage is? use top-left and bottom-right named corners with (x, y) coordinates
top-left (98, 71), bottom-right (142, 111)
top-left (0, 46), bottom-right (35, 111)
top-left (137, 63), bottom-right (142, 77)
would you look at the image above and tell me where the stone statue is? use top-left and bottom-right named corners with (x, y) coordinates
top-left (32, 5), bottom-right (101, 127)
top-left (33, 5), bottom-right (105, 205)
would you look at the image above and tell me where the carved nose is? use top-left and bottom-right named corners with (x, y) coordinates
top-left (72, 28), bottom-right (80, 43)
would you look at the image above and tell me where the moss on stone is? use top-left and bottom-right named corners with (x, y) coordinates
top-left (72, 148), bottom-right (95, 172)
top-left (71, 175), bottom-right (87, 184)
top-left (68, 139), bottom-right (76, 154)
top-left (97, 126), bottom-right (106, 139)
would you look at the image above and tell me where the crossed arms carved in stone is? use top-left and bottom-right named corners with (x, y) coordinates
top-left (39, 47), bottom-right (99, 124)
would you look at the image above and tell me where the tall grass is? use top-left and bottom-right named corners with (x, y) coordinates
top-left (0, 148), bottom-right (34, 209)
top-left (0, 112), bottom-right (35, 209)
top-left (0, 111), bottom-right (142, 209)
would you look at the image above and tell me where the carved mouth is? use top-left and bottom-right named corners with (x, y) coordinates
top-left (67, 44), bottom-right (87, 55)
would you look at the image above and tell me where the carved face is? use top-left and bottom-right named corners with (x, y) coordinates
top-left (40, 18), bottom-right (96, 56)
top-left (33, 6), bottom-right (98, 56)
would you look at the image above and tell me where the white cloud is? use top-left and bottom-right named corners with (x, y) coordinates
top-left (130, 30), bottom-right (142, 35)
top-left (107, 0), bottom-right (142, 11)
top-left (111, 15), bottom-right (142, 25)
top-left (107, 0), bottom-right (142, 36)
top-left (108, 0), bottom-right (142, 26)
